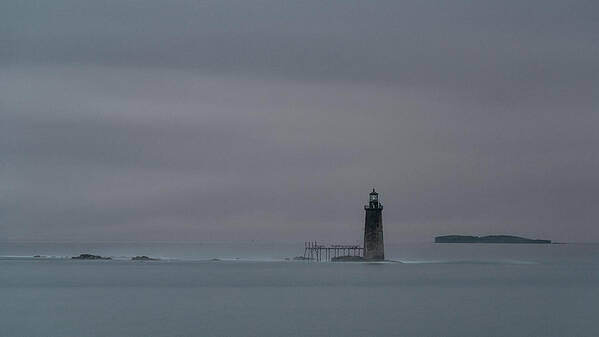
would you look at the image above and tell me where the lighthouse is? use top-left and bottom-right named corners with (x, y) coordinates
top-left (363, 188), bottom-right (384, 260)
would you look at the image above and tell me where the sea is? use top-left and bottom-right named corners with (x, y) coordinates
top-left (1, 241), bottom-right (598, 337)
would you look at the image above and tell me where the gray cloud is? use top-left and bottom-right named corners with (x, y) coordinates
top-left (1, 1), bottom-right (598, 242)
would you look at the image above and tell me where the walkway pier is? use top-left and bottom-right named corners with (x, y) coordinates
top-left (303, 241), bottom-right (363, 262)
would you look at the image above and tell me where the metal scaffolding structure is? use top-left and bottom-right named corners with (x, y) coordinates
top-left (303, 241), bottom-right (363, 262)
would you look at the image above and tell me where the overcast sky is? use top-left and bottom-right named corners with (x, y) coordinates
top-left (1, 0), bottom-right (598, 243)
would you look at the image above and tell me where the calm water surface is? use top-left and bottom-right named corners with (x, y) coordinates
top-left (1, 242), bottom-right (598, 337)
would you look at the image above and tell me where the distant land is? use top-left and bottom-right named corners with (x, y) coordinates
top-left (435, 235), bottom-right (551, 244)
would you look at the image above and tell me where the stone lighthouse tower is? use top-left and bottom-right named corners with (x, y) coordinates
top-left (363, 188), bottom-right (384, 260)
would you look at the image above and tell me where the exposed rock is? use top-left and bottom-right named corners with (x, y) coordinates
top-left (72, 254), bottom-right (112, 260)
top-left (331, 256), bottom-right (365, 262)
top-left (131, 255), bottom-right (159, 261)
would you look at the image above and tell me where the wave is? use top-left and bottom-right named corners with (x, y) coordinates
top-left (0, 255), bottom-right (291, 262)
top-left (394, 259), bottom-right (538, 265)
top-left (0, 255), bottom-right (70, 260)
top-left (0, 255), bottom-right (538, 265)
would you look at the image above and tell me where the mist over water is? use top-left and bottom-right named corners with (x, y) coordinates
top-left (2, 241), bottom-right (598, 263)
top-left (1, 242), bottom-right (598, 337)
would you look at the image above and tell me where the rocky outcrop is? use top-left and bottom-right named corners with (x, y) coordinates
top-left (72, 254), bottom-right (112, 260)
top-left (131, 256), bottom-right (159, 261)
top-left (331, 256), bottom-right (365, 262)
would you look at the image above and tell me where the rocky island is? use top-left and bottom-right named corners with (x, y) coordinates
top-left (435, 235), bottom-right (551, 244)
top-left (131, 255), bottom-right (160, 261)
top-left (72, 253), bottom-right (112, 260)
